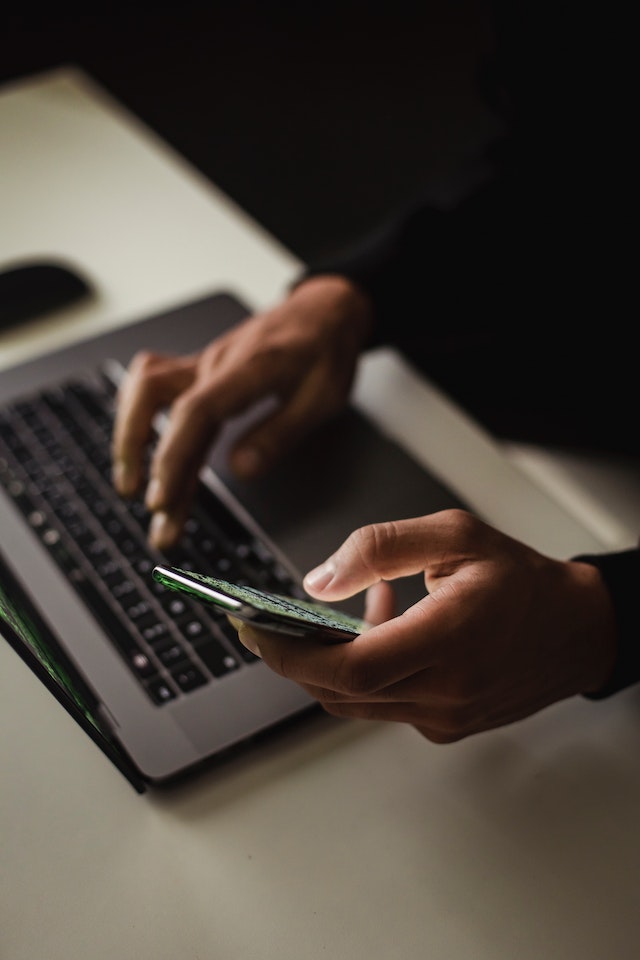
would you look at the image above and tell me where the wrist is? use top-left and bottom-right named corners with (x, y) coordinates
top-left (569, 559), bottom-right (618, 696)
top-left (574, 549), bottom-right (640, 699)
top-left (290, 273), bottom-right (375, 347)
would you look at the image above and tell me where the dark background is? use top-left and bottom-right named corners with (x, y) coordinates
top-left (3, 2), bottom-right (498, 264)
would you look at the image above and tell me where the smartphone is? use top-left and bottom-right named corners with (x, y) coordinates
top-left (152, 564), bottom-right (368, 643)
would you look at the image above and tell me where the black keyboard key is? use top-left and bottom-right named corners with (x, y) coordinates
top-left (116, 534), bottom-right (142, 558)
top-left (160, 594), bottom-right (189, 618)
top-left (155, 639), bottom-right (190, 668)
top-left (193, 637), bottom-right (239, 677)
top-left (177, 616), bottom-right (207, 642)
top-left (110, 577), bottom-right (138, 600)
top-left (129, 649), bottom-right (157, 679)
top-left (41, 526), bottom-right (84, 580)
top-left (146, 677), bottom-right (178, 705)
top-left (121, 595), bottom-right (154, 623)
top-left (95, 556), bottom-right (124, 579)
top-left (134, 556), bottom-right (155, 577)
top-left (83, 536), bottom-right (111, 561)
top-left (139, 619), bottom-right (172, 646)
top-left (171, 663), bottom-right (208, 693)
top-left (214, 615), bottom-right (259, 663)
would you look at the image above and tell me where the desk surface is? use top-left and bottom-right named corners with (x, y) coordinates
top-left (1, 68), bottom-right (639, 960)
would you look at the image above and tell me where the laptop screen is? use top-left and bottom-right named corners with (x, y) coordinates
top-left (0, 549), bottom-right (147, 791)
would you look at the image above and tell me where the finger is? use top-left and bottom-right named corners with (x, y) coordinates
top-left (230, 623), bottom-right (466, 741)
top-left (210, 313), bottom-right (356, 477)
top-left (143, 393), bottom-right (223, 549)
top-left (228, 369), bottom-right (349, 478)
top-left (234, 596), bottom-right (453, 694)
top-left (321, 702), bottom-right (478, 743)
top-left (363, 580), bottom-right (397, 625)
top-left (145, 341), bottom-right (334, 524)
top-left (302, 509), bottom-right (489, 601)
top-left (144, 356), bottom-right (295, 547)
top-left (145, 338), bottom-right (295, 508)
top-left (296, 664), bottom-right (439, 704)
top-left (111, 352), bottom-right (196, 496)
top-left (313, 698), bottom-right (462, 739)
top-left (147, 387), bottom-right (218, 503)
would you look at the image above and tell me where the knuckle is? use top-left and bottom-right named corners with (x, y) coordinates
top-left (319, 700), bottom-right (379, 723)
top-left (415, 672), bottom-right (482, 744)
top-left (438, 697), bottom-right (479, 741)
top-left (441, 508), bottom-right (480, 539)
top-left (347, 519), bottom-right (401, 569)
top-left (171, 385), bottom-right (213, 423)
top-left (347, 670), bottom-right (379, 698)
top-left (128, 350), bottom-right (162, 378)
top-left (332, 655), bottom-right (380, 698)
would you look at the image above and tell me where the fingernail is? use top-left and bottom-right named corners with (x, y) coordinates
top-left (113, 461), bottom-right (135, 496)
top-left (303, 561), bottom-right (335, 593)
top-left (145, 477), bottom-right (163, 511)
top-left (149, 511), bottom-right (179, 549)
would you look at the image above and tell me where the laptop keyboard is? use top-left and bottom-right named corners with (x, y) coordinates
top-left (0, 363), bottom-right (302, 706)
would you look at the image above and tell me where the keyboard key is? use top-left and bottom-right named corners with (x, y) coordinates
top-left (214, 616), bottom-right (259, 663)
top-left (155, 640), bottom-right (190, 668)
top-left (160, 594), bottom-right (189, 618)
top-left (171, 664), bottom-right (208, 693)
top-left (139, 619), bottom-right (171, 646)
top-left (193, 638), bottom-right (239, 677)
top-left (146, 678), bottom-right (178, 705)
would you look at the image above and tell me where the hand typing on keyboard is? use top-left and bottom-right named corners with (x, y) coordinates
top-left (111, 276), bottom-right (372, 550)
top-left (0, 370), bottom-right (304, 705)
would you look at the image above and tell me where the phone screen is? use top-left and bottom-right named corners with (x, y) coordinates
top-left (152, 565), bottom-right (367, 641)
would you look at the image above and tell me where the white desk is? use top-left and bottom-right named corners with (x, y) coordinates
top-left (2, 68), bottom-right (639, 960)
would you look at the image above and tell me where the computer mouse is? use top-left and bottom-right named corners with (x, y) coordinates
top-left (0, 260), bottom-right (93, 332)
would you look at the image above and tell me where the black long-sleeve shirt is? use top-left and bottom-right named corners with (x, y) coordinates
top-left (305, 0), bottom-right (639, 696)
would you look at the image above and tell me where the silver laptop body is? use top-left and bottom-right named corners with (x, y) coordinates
top-left (0, 291), bottom-right (465, 787)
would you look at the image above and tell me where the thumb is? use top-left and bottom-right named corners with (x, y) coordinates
top-left (303, 515), bottom-right (440, 601)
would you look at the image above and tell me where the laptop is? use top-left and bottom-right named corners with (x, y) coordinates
top-left (0, 290), bottom-right (467, 791)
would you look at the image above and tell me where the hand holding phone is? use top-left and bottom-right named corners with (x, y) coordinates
top-left (152, 565), bottom-right (368, 643)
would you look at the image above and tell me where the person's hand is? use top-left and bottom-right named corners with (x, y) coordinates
top-left (111, 274), bottom-right (372, 549)
top-left (232, 509), bottom-right (618, 742)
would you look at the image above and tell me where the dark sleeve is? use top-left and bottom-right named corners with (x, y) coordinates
top-left (573, 549), bottom-right (640, 699)
top-left (302, 156), bottom-right (635, 456)
top-left (301, 0), bottom-right (624, 349)
top-left (304, 195), bottom-right (500, 354)
top-left (303, 174), bottom-right (548, 352)
top-left (302, 0), bottom-right (634, 458)
top-left (302, 0), bottom-right (633, 400)
top-left (304, 199), bottom-right (451, 346)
